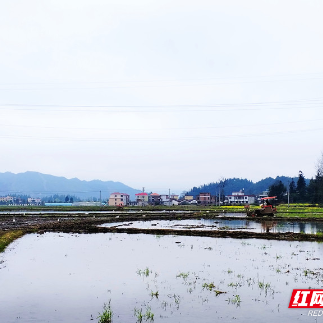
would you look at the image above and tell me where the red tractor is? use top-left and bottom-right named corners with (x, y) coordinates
top-left (246, 196), bottom-right (277, 217)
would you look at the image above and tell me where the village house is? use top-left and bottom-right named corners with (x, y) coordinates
top-left (149, 193), bottom-right (162, 205)
top-left (160, 194), bottom-right (170, 205)
top-left (257, 190), bottom-right (269, 203)
top-left (225, 190), bottom-right (255, 205)
top-left (0, 196), bottom-right (14, 203)
top-left (196, 192), bottom-right (212, 205)
top-left (108, 192), bottom-right (130, 206)
top-left (14, 197), bottom-right (23, 204)
top-left (135, 192), bottom-right (149, 206)
top-left (27, 197), bottom-right (42, 205)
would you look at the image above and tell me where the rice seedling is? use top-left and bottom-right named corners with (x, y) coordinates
top-left (246, 278), bottom-right (254, 287)
top-left (173, 294), bottom-right (180, 305)
top-left (228, 282), bottom-right (241, 288)
top-left (145, 307), bottom-right (154, 321)
top-left (227, 295), bottom-right (241, 306)
top-left (137, 267), bottom-right (151, 277)
top-left (97, 300), bottom-right (113, 323)
top-left (134, 308), bottom-right (143, 323)
top-left (258, 281), bottom-right (271, 290)
top-left (202, 282), bottom-right (216, 291)
top-left (168, 293), bottom-right (180, 306)
top-left (150, 291), bottom-right (159, 299)
top-left (176, 272), bottom-right (189, 279)
top-left (134, 307), bottom-right (154, 322)
top-left (161, 301), bottom-right (168, 310)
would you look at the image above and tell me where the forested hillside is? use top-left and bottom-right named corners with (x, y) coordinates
top-left (185, 176), bottom-right (304, 197)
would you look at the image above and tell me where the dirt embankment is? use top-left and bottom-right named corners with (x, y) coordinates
top-left (1, 214), bottom-right (323, 242)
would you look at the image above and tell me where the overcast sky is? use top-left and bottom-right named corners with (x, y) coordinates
top-left (1, 0), bottom-right (323, 194)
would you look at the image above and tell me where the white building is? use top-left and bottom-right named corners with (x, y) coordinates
top-left (28, 197), bottom-right (42, 205)
top-left (226, 190), bottom-right (255, 204)
top-left (0, 196), bottom-right (14, 203)
top-left (257, 190), bottom-right (269, 203)
top-left (160, 194), bottom-right (170, 205)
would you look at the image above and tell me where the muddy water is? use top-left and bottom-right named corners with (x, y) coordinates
top-left (101, 218), bottom-right (323, 234)
top-left (0, 232), bottom-right (322, 322)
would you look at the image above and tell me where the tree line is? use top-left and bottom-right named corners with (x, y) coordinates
top-left (269, 154), bottom-right (323, 204)
top-left (185, 176), bottom-right (302, 198)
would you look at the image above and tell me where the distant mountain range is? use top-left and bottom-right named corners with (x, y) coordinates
top-left (185, 176), bottom-right (310, 197)
top-left (0, 171), bottom-right (141, 200)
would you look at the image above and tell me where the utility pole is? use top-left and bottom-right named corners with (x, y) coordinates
top-left (142, 187), bottom-right (145, 193)
top-left (169, 188), bottom-right (171, 206)
top-left (100, 190), bottom-right (101, 204)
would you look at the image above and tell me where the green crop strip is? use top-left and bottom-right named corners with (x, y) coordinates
top-left (0, 230), bottom-right (25, 253)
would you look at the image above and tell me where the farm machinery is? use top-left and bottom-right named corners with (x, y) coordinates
top-left (245, 196), bottom-right (277, 217)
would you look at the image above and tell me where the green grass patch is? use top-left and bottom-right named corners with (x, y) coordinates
top-left (0, 230), bottom-right (25, 253)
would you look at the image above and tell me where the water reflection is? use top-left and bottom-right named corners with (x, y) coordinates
top-left (261, 221), bottom-right (277, 233)
top-left (101, 219), bottom-right (323, 235)
top-left (0, 233), bottom-right (322, 322)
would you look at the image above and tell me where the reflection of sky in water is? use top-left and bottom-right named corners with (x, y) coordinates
top-left (101, 219), bottom-right (323, 234)
top-left (0, 233), bottom-right (322, 322)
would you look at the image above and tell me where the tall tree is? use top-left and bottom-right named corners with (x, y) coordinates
top-left (289, 179), bottom-right (297, 203)
top-left (309, 153), bottom-right (323, 204)
top-left (307, 178), bottom-right (317, 204)
top-left (289, 179), bottom-right (296, 194)
top-left (296, 171), bottom-right (307, 202)
top-left (268, 180), bottom-right (286, 202)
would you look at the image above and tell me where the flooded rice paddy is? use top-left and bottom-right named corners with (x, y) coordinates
top-left (101, 218), bottom-right (323, 234)
top-left (0, 231), bottom-right (322, 322)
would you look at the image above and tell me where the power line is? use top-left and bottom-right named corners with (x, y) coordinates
top-left (1, 126), bottom-right (322, 142)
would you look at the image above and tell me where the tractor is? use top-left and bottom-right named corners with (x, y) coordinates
top-left (245, 196), bottom-right (277, 217)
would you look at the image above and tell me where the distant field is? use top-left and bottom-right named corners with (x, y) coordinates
top-left (0, 203), bottom-right (323, 217)
top-left (213, 204), bottom-right (323, 218)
